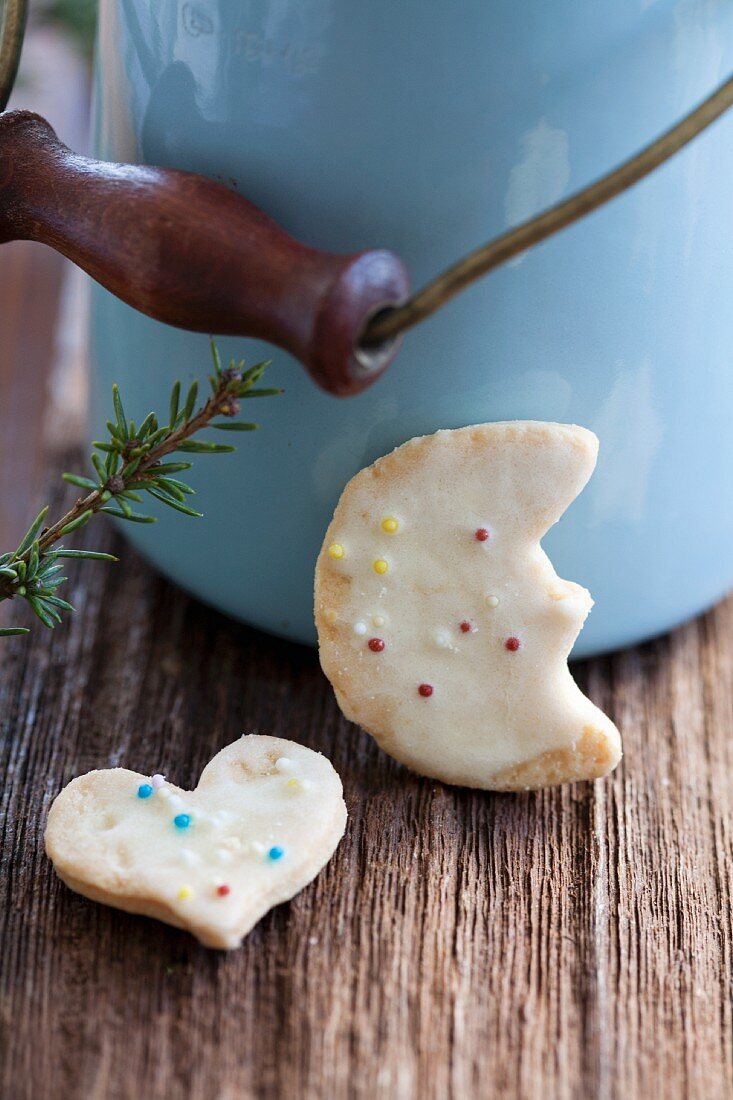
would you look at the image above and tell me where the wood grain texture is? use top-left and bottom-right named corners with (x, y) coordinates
top-left (1, 446), bottom-right (732, 1100)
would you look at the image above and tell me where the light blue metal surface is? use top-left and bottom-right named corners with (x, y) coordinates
top-left (91, 0), bottom-right (733, 656)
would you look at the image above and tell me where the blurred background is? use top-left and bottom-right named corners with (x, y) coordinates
top-left (0, 0), bottom-right (95, 579)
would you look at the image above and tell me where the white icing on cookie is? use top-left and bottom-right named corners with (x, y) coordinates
top-left (45, 736), bottom-right (347, 949)
top-left (314, 421), bottom-right (621, 790)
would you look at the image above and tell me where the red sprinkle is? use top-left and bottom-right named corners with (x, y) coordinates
top-left (475, 528), bottom-right (490, 542)
top-left (418, 683), bottom-right (434, 698)
top-left (368, 638), bottom-right (385, 652)
top-left (217, 884), bottom-right (231, 897)
top-left (459, 621), bottom-right (472, 633)
top-left (505, 636), bottom-right (521, 652)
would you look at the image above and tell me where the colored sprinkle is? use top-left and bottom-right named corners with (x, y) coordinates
top-left (475, 528), bottom-right (490, 542)
top-left (505, 636), bottom-right (521, 652)
top-left (325, 610), bottom-right (338, 624)
top-left (137, 783), bottom-right (153, 799)
top-left (381, 517), bottom-right (399, 533)
top-left (151, 773), bottom-right (166, 790)
top-left (177, 885), bottom-right (193, 900)
top-left (484, 595), bottom-right (500, 609)
top-left (216, 884), bottom-right (231, 898)
top-left (353, 621), bottom-right (367, 636)
top-left (372, 614), bottom-right (386, 628)
top-left (418, 683), bottom-right (434, 698)
top-left (286, 777), bottom-right (301, 791)
top-left (328, 543), bottom-right (345, 560)
top-left (459, 621), bottom-right (472, 633)
top-left (268, 846), bottom-right (285, 861)
top-left (373, 559), bottom-right (389, 575)
top-left (174, 813), bottom-right (192, 830)
top-left (368, 637), bottom-right (385, 652)
top-left (275, 757), bottom-right (294, 773)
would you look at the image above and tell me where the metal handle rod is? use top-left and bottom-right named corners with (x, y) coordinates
top-left (361, 73), bottom-right (733, 349)
top-left (0, 0), bottom-right (27, 112)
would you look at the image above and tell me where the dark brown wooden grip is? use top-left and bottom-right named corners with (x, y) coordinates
top-left (0, 110), bottom-right (410, 396)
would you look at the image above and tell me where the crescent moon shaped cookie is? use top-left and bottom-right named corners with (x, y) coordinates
top-left (45, 736), bottom-right (347, 949)
top-left (315, 422), bottom-right (621, 791)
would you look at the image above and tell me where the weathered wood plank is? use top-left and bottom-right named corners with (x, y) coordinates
top-left (1, 445), bottom-right (732, 1099)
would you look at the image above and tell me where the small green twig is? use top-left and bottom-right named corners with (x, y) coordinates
top-left (0, 340), bottom-right (280, 637)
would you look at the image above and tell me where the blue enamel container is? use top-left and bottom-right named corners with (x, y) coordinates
top-left (91, 0), bottom-right (733, 656)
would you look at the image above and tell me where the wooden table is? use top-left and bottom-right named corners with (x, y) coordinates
top-left (3, 313), bottom-right (733, 1100)
top-left (2, 37), bottom-right (733, 1100)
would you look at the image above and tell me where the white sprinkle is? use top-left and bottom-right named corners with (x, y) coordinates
top-left (220, 835), bottom-right (242, 852)
top-left (250, 841), bottom-right (266, 856)
top-left (211, 810), bottom-right (232, 827)
top-left (168, 794), bottom-right (184, 811)
top-left (179, 848), bottom-right (200, 866)
top-left (372, 614), bottom-right (386, 628)
top-left (485, 595), bottom-right (500, 609)
top-left (434, 629), bottom-right (453, 649)
top-left (157, 787), bottom-right (171, 800)
top-left (308, 936), bottom-right (319, 946)
top-left (353, 620), bottom-right (367, 636)
top-left (214, 848), bottom-right (233, 864)
top-left (275, 757), bottom-right (294, 774)
top-left (151, 773), bottom-right (166, 790)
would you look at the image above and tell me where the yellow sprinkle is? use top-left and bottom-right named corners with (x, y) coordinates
top-left (177, 885), bottom-right (194, 901)
top-left (373, 559), bottom-right (388, 575)
top-left (286, 777), bottom-right (301, 791)
top-left (372, 614), bottom-right (386, 628)
top-left (325, 610), bottom-right (338, 625)
top-left (381, 517), bottom-right (399, 534)
top-left (328, 543), bottom-right (345, 560)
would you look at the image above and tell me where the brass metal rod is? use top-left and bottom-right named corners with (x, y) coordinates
top-left (0, 0), bottom-right (28, 113)
top-left (361, 73), bottom-right (733, 349)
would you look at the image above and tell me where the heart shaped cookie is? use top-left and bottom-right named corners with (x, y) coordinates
top-left (315, 421), bottom-right (621, 790)
top-left (45, 735), bottom-right (347, 949)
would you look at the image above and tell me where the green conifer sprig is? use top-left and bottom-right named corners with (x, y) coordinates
top-left (0, 340), bottom-right (280, 637)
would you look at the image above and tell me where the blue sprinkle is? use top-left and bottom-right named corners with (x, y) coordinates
top-left (268, 845), bottom-right (285, 861)
top-left (173, 813), bottom-right (191, 830)
top-left (137, 784), bottom-right (153, 799)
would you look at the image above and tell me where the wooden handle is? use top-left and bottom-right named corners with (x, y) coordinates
top-left (0, 110), bottom-right (410, 396)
